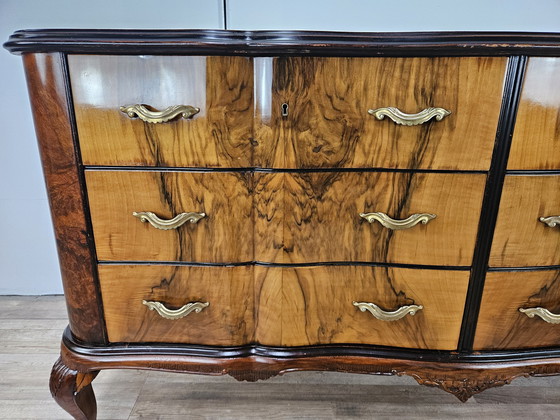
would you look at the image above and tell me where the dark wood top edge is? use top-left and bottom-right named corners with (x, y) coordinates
top-left (62, 327), bottom-right (560, 364)
top-left (5, 29), bottom-right (560, 55)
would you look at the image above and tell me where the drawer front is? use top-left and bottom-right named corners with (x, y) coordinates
top-left (69, 55), bottom-right (253, 167)
top-left (255, 172), bottom-right (486, 266)
top-left (508, 58), bottom-right (560, 170)
top-left (255, 266), bottom-right (469, 350)
top-left (474, 270), bottom-right (560, 350)
top-left (255, 56), bottom-right (506, 170)
top-left (490, 175), bottom-right (560, 267)
top-left (99, 265), bottom-right (254, 345)
top-left (86, 171), bottom-right (253, 263)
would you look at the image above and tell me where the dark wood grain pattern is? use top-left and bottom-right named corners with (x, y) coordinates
top-left (254, 172), bottom-right (486, 265)
top-left (7, 30), bottom-right (560, 56)
top-left (490, 175), bottom-right (560, 267)
top-left (50, 357), bottom-right (99, 420)
top-left (23, 53), bottom-right (105, 343)
top-left (255, 57), bottom-right (506, 169)
top-left (474, 270), bottom-right (560, 350)
top-left (86, 170), bottom-right (253, 262)
top-left (70, 55), bottom-right (253, 167)
top-left (255, 266), bottom-right (469, 350)
top-left (99, 265), bottom-right (254, 345)
top-left (59, 333), bottom-right (560, 403)
top-left (508, 57), bottom-right (560, 170)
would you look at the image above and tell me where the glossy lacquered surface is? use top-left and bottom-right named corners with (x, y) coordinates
top-left (509, 57), bottom-right (560, 170)
top-left (255, 56), bottom-right (506, 170)
top-left (475, 270), bottom-right (560, 350)
top-left (70, 55), bottom-right (506, 170)
top-left (100, 265), bottom-right (254, 345)
top-left (86, 170), bottom-right (253, 263)
top-left (70, 55), bottom-right (253, 168)
top-left (255, 172), bottom-right (486, 265)
top-left (255, 266), bottom-right (469, 350)
top-left (490, 175), bottom-right (560, 267)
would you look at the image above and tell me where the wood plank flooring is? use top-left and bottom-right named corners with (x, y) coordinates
top-left (1, 296), bottom-right (560, 419)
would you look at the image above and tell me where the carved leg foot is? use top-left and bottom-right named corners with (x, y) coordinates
top-left (50, 357), bottom-right (99, 419)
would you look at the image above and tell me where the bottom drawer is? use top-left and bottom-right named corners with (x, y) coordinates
top-left (255, 266), bottom-right (469, 350)
top-left (474, 270), bottom-right (560, 350)
top-left (99, 265), bottom-right (254, 345)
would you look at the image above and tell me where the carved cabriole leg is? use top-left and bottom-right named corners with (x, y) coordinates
top-left (50, 357), bottom-right (99, 420)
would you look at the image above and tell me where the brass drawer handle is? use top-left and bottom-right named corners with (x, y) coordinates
top-left (353, 301), bottom-right (423, 321)
top-left (120, 104), bottom-right (200, 123)
top-left (368, 107), bottom-right (451, 126)
top-left (539, 216), bottom-right (560, 228)
top-left (360, 212), bottom-right (436, 230)
top-left (133, 211), bottom-right (206, 230)
top-left (143, 300), bottom-right (209, 320)
top-left (519, 307), bottom-right (560, 324)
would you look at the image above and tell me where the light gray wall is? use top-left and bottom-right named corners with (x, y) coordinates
top-left (1, 0), bottom-right (560, 294)
top-left (0, 0), bottom-right (223, 294)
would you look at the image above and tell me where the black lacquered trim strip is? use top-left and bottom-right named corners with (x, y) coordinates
top-left (6, 30), bottom-right (560, 56)
top-left (506, 170), bottom-right (560, 175)
top-left (62, 54), bottom-right (108, 344)
top-left (98, 260), bottom-right (471, 271)
top-left (85, 165), bottom-right (487, 175)
top-left (62, 327), bottom-right (560, 364)
top-left (489, 265), bottom-right (560, 272)
top-left (457, 56), bottom-right (527, 353)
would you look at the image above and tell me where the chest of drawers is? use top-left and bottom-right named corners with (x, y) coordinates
top-left (6, 30), bottom-right (560, 418)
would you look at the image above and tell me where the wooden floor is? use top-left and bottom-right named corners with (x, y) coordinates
top-left (2, 296), bottom-right (560, 419)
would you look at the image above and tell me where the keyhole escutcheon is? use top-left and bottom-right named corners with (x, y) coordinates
top-left (281, 103), bottom-right (289, 117)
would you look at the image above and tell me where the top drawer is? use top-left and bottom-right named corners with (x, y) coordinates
top-left (69, 55), bottom-right (254, 168)
top-left (508, 58), bottom-right (560, 170)
top-left (255, 56), bottom-right (507, 170)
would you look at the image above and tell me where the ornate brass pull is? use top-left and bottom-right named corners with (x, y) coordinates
top-left (133, 211), bottom-right (206, 230)
top-left (353, 301), bottom-right (423, 321)
top-left (539, 216), bottom-right (560, 228)
top-left (120, 104), bottom-right (200, 123)
top-left (368, 107), bottom-right (451, 126)
top-left (519, 307), bottom-right (560, 324)
top-left (360, 212), bottom-right (436, 230)
top-left (143, 300), bottom-right (209, 320)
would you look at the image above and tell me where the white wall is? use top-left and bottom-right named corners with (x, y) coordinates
top-left (1, 0), bottom-right (560, 294)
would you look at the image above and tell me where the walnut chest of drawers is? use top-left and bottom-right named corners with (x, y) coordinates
top-left (6, 30), bottom-right (560, 418)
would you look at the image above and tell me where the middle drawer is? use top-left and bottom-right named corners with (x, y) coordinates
top-left (255, 172), bottom-right (486, 266)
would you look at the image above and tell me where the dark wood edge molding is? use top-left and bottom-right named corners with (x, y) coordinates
top-left (5, 29), bottom-right (560, 56)
top-left (85, 165), bottom-right (487, 174)
top-left (23, 53), bottom-right (105, 344)
top-left (60, 330), bottom-right (560, 403)
top-left (457, 56), bottom-right (527, 352)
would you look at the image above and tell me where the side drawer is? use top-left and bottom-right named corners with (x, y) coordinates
top-left (508, 57), bottom-right (560, 170)
top-left (474, 270), bottom-right (560, 350)
top-left (86, 170), bottom-right (253, 263)
top-left (99, 265), bottom-right (254, 345)
top-left (490, 175), bottom-right (560, 267)
top-left (255, 266), bottom-right (469, 350)
top-left (69, 55), bottom-right (253, 167)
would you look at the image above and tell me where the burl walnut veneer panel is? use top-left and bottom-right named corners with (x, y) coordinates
top-left (255, 266), bottom-right (469, 350)
top-left (69, 55), bottom-right (253, 168)
top-left (475, 270), bottom-right (560, 350)
top-left (490, 175), bottom-right (560, 267)
top-left (254, 56), bottom-right (507, 170)
top-left (508, 57), bottom-right (560, 170)
top-left (254, 172), bottom-right (486, 265)
top-left (86, 171), bottom-right (253, 263)
top-left (99, 265), bottom-right (254, 345)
